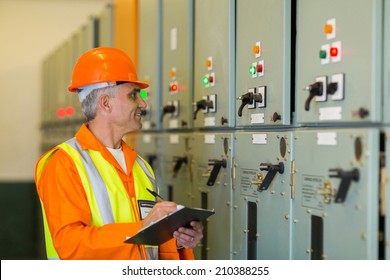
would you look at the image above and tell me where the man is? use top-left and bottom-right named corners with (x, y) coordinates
top-left (35, 47), bottom-right (203, 260)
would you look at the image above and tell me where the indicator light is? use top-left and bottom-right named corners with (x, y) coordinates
top-left (65, 106), bottom-right (74, 116)
top-left (330, 47), bottom-right (338, 57)
top-left (57, 108), bottom-right (66, 118)
top-left (249, 65), bottom-right (256, 75)
top-left (171, 83), bottom-right (178, 92)
top-left (208, 75), bottom-right (214, 84)
top-left (253, 45), bottom-right (260, 55)
top-left (319, 50), bottom-right (327, 59)
top-left (324, 24), bottom-right (333, 34)
top-left (170, 69), bottom-right (176, 78)
top-left (140, 89), bottom-right (148, 99)
top-left (256, 64), bottom-right (263, 73)
top-left (206, 56), bottom-right (213, 70)
top-left (202, 75), bottom-right (209, 86)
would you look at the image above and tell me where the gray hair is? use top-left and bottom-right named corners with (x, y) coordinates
top-left (81, 85), bottom-right (119, 121)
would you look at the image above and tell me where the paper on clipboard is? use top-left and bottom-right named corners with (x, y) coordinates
top-left (124, 205), bottom-right (215, 246)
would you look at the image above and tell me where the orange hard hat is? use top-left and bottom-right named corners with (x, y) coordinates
top-left (68, 47), bottom-right (148, 92)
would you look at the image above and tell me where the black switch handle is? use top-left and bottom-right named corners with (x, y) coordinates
top-left (172, 156), bottom-right (188, 177)
top-left (237, 92), bottom-right (253, 117)
top-left (193, 99), bottom-right (214, 120)
top-left (160, 104), bottom-right (175, 122)
top-left (258, 162), bottom-right (284, 191)
top-left (329, 168), bottom-right (360, 203)
top-left (207, 159), bottom-right (227, 186)
top-left (304, 81), bottom-right (323, 111)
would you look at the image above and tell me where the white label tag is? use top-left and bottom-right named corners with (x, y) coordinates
top-left (251, 113), bottom-right (265, 124)
top-left (317, 132), bottom-right (337, 146)
top-left (252, 134), bottom-right (267, 144)
top-left (319, 107), bottom-right (342, 120)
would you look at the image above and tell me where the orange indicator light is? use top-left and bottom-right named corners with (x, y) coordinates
top-left (324, 24), bottom-right (333, 34)
top-left (253, 45), bottom-right (260, 55)
top-left (205, 59), bottom-right (212, 68)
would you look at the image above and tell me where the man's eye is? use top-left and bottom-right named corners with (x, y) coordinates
top-left (128, 88), bottom-right (140, 100)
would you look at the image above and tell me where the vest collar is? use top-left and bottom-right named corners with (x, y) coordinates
top-left (75, 123), bottom-right (137, 175)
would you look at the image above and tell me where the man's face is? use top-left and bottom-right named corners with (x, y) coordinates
top-left (110, 83), bottom-right (147, 134)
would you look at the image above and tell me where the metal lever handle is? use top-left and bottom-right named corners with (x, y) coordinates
top-left (172, 156), bottom-right (188, 177)
top-left (258, 162), bottom-right (284, 191)
top-left (160, 104), bottom-right (175, 122)
top-left (237, 92), bottom-right (253, 117)
top-left (193, 99), bottom-right (214, 120)
top-left (206, 159), bottom-right (227, 186)
top-left (329, 168), bottom-right (360, 203)
top-left (304, 81), bottom-right (323, 111)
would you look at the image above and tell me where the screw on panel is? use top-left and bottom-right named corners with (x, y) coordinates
top-left (280, 191), bottom-right (286, 196)
top-left (284, 214), bottom-right (289, 220)
top-left (293, 219), bottom-right (299, 223)
top-left (361, 232), bottom-right (367, 240)
top-left (306, 209), bottom-right (312, 214)
top-left (322, 212), bottom-right (328, 217)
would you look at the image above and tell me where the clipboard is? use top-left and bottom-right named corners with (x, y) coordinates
top-left (124, 205), bottom-right (215, 245)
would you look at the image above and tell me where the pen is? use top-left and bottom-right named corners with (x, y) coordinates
top-left (147, 188), bottom-right (165, 201)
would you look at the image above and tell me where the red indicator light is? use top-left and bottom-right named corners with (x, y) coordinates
top-left (57, 108), bottom-right (66, 118)
top-left (257, 64), bottom-right (263, 73)
top-left (65, 106), bottom-right (74, 116)
top-left (330, 47), bottom-right (338, 57)
top-left (208, 75), bottom-right (214, 83)
top-left (171, 83), bottom-right (178, 92)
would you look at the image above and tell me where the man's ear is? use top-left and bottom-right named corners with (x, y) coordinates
top-left (99, 94), bottom-right (112, 112)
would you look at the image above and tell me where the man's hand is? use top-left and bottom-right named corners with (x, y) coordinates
top-left (141, 201), bottom-right (177, 228)
top-left (174, 221), bottom-right (204, 249)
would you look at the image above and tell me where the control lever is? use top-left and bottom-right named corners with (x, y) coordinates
top-left (258, 162), bottom-right (284, 191)
top-left (304, 81), bottom-right (323, 111)
top-left (172, 156), bottom-right (188, 178)
top-left (327, 82), bottom-right (338, 95)
top-left (237, 92), bottom-right (262, 117)
top-left (329, 168), bottom-right (360, 203)
top-left (160, 104), bottom-right (175, 122)
top-left (193, 99), bottom-right (214, 120)
top-left (206, 159), bottom-right (227, 186)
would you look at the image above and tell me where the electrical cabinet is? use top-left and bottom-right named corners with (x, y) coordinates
top-left (233, 131), bottom-right (294, 259)
top-left (293, 128), bottom-right (379, 259)
top-left (295, 0), bottom-right (383, 125)
top-left (138, 0), bottom-right (161, 130)
top-left (191, 132), bottom-right (234, 259)
top-left (158, 133), bottom-right (194, 205)
top-left (193, 0), bottom-right (235, 129)
top-left (384, 128), bottom-right (390, 259)
top-left (161, 0), bottom-right (194, 130)
top-left (383, 0), bottom-right (390, 124)
top-left (235, 0), bottom-right (291, 127)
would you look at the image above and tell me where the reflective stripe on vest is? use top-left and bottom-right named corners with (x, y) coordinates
top-left (38, 138), bottom-right (159, 259)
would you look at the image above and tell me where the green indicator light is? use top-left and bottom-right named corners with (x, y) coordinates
top-left (319, 50), bottom-right (327, 59)
top-left (140, 89), bottom-right (148, 99)
top-left (202, 76), bottom-right (209, 85)
top-left (249, 65), bottom-right (256, 75)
